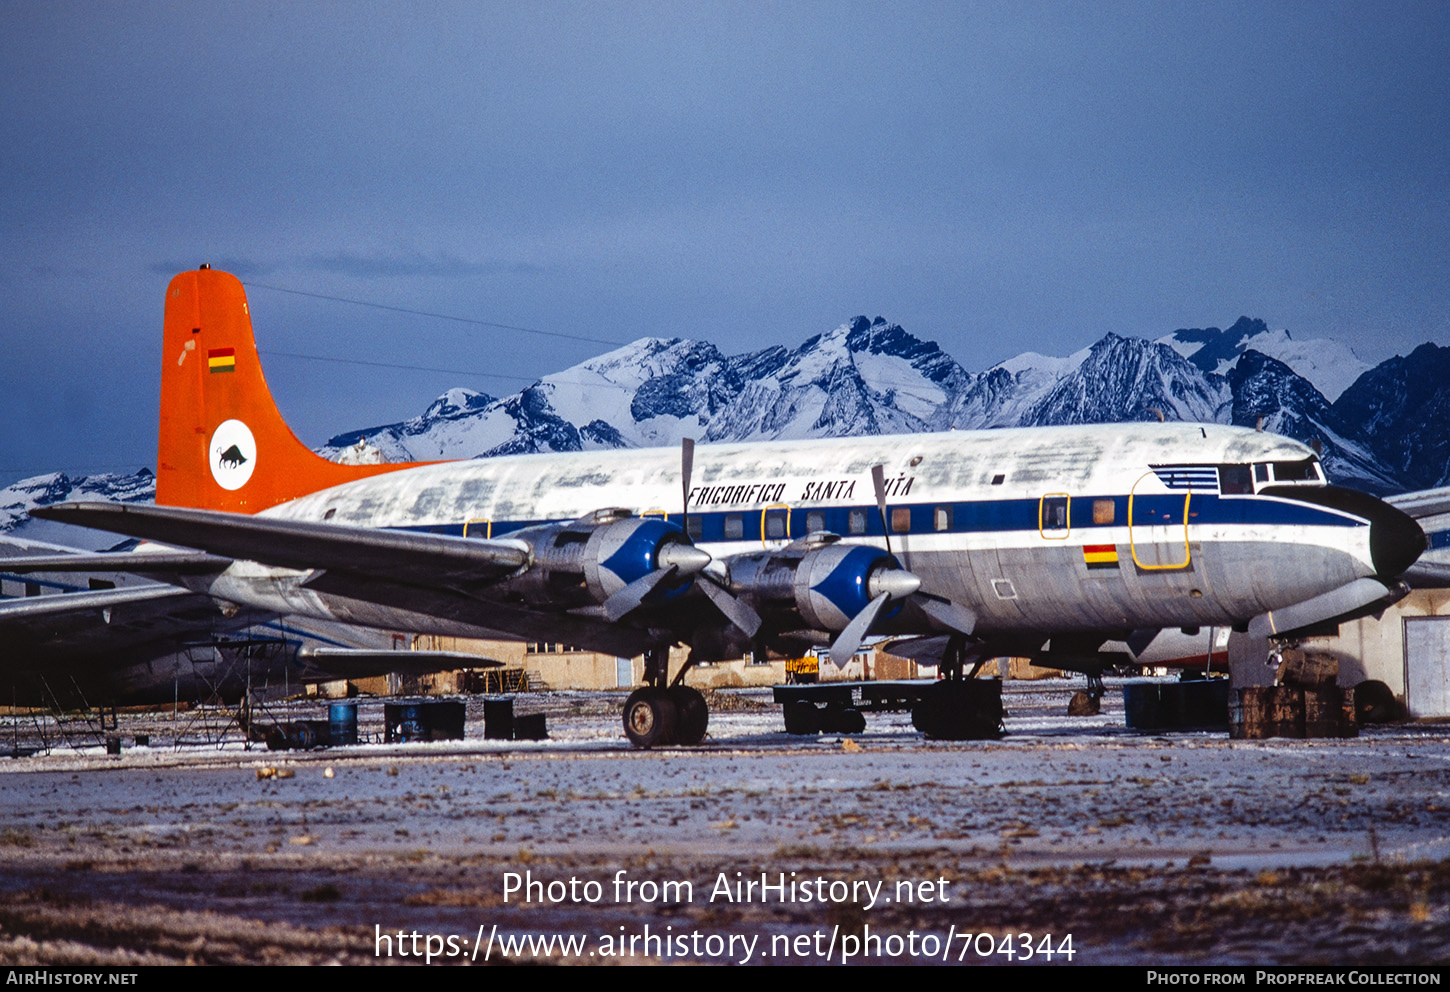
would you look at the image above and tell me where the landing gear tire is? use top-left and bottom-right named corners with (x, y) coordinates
top-left (669, 685), bottom-right (709, 745)
top-left (912, 679), bottom-right (1003, 740)
top-left (623, 687), bottom-right (679, 748)
top-left (820, 706), bottom-right (866, 735)
top-left (783, 700), bottom-right (821, 735)
top-left (1354, 680), bottom-right (1403, 724)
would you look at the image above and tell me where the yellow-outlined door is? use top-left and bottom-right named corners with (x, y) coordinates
top-left (1128, 473), bottom-right (1191, 569)
top-left (463, 518), bottom-right (492, 539)
top-left (761, 503), bottom-right (791, 548)
top-left (1038, 493), bottom-right (1071, 540)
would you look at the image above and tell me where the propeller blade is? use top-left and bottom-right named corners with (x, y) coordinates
top-left (699, 575), bottom-right (764, 638)
top-left (681, 437), bottom-right (695, 536)
top-left (917, 595), bottom-right (977, 636)
top-left (871, 464), bottom-right (891, 555)
top-left (829, 591), bottom-right (891, 668)
top-left (601, 565), bottom-right (678, 622)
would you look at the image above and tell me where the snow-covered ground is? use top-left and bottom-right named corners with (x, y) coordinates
top-left (0, 679), bottom-right (1446, 965)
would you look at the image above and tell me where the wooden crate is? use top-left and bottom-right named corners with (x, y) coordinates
top-left (1230, 685), bottom-right (1357, 739)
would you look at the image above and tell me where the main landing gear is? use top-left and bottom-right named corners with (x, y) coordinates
top-left (910, 634), bottom-right (1004, 740)
top-left (622, 646), bottom-right (709, 748)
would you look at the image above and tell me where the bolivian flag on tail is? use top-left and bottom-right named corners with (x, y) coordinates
top-left (208, 347), bottom-right (236, 373)
top-left (1083, 543), bottom-right (1119, 570)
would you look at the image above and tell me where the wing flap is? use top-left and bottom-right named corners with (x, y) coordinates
top-left (0, 551), bottom-right (232, 574)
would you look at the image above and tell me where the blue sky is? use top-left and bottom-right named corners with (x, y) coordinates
top-left (2, 1), bottom-right (1447, 485)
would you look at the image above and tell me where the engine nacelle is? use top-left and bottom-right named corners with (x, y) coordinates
top-left (500, 511), bottom-right (699, 609)
top-left (722, 542), bottom-right (908, 632)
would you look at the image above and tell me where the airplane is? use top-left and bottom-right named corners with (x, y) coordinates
top-left (0, 532), bottom-right (499, 710)
top-left (23, 266), bottom-right (1427, 745)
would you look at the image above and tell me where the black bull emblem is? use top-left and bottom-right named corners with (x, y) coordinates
top-left (216, 444), bottom-right (248, 469)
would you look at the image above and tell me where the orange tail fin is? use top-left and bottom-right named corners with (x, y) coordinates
top-left (157, 266), bottom-right (430, 513)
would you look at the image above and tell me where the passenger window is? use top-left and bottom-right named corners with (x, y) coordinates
top-left (891, 507), bottom-right (911, 533)
top-left (724, 514), bottom-right (743, 540)
top-left (1093, 498), bottom-right (1115, 524)
top-left (687, 516), bottom-right (703, 541)
top-left (765, 514), bottom-right (786, 539)
top-left (934, 506), bottom-right (952, 531)
top-left (806, 511), bottom-right (825, 533)
top-left (848, 509), bottom-right (868, 534)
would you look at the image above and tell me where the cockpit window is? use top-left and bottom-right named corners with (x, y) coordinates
top-left (1271, 459), bottom-right (1321, 483)
top-left (1218, 464), bottom-right (1253, 495)
top-left (1249, 457), bottom-right (1325, 488)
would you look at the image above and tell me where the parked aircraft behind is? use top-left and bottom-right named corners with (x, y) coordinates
top-left (30, 267), bottom-right (1427, 744)
top-left (0, 533), bottom-right (496, 708)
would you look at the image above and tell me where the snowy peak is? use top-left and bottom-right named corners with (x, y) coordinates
top-left (423, 388), bottom-right (495, 422)
top-left (1159, 317), bottom-right (1368, 401)
top-left (1227, 351), bottom-right (1394, 492)
top-left (1333, 342), bottom-right (1450, 490)
top-left (1023, 333), bottom-right (1230, 426)
top-left (0, 469), bottom-right (156, 548)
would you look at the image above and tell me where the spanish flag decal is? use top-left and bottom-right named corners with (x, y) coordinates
top-left (208, 347), bottom-right (236, 373)
top-left (1083, 543), bottom-right (1119, 569)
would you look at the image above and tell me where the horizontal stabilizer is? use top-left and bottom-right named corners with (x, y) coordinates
top-left (1401, 560), bottom-right (1450, 588)
top-left (1247, 578), bottom-right (1408, 640)
top-left (31, 502), bottom-right (530, 588)
top-left (299, 647), bottom-right (504, 679)
top-left (0, 583), bottom-right (195, 623)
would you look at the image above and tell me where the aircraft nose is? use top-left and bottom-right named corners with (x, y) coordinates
top-left (1368, 499), bottom-right (1426, 579)
top-left (1263, 484), bottom-right (1426, 580)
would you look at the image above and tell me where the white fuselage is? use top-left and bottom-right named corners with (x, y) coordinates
top-left (193, 423), bottom-right (1394, 650)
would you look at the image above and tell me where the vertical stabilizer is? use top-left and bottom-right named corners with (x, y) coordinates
top-left (157, 267), bottom-right (426, 512)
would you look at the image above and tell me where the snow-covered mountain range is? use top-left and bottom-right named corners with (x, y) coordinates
top-left (316, 314), bottom-right (1444, 496)
top-left (5, 315), bottom-right (1447, 537)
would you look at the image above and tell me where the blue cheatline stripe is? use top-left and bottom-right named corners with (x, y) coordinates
top-left (387, 491), bottom-right (1365, 544)
top-left (258, 620), bottom-right (365, 651)
top-left (1429, 529), bottom-right (1450, 551)
top-left (0, 573), bottom-right (89, 595)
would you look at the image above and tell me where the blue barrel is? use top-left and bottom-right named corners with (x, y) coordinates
top-left (1123, 681), bottom-right (1162, 729)
top-left (398, 703), bottom-right (427, 742)
top-left (329, 702), bottom-right (358, 746)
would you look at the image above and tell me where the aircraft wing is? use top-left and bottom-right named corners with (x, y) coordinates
top-left (1386, 487), bottom-right (1450, 588)
top-left (0, 584), bottom-right (266, 663)
top-left (1387, 486), bottom-right (1450, 520)
top-left (0, 551), bottom-right (232, 574)
top-left (31, 502), bottom-right (530, 588)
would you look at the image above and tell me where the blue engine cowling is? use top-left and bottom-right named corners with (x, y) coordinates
top-left (723, 542), bottom-right (905, 632)
top-left (582, 516), bottom-right (693, 603)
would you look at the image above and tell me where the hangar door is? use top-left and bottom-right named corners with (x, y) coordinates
top-left (1403, 617), bottom-right (1450, 719)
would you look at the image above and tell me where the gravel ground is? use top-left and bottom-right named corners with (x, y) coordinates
top-left (0, 679), bottom-right (1447, 966)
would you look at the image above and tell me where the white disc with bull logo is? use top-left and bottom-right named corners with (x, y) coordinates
top-left (209, 419), bottom-right (256, 491)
